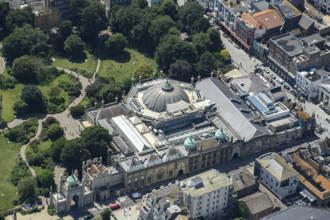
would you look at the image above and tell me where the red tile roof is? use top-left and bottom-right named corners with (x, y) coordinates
top-left (253, 10), bottom-right (284, 30)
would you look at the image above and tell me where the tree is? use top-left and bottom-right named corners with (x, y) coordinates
top-left (148, 15), bottom-right (176, 45)
top-left (161, 0), bottom-right (178, 20)
top-left (37, 169), bottom-right (55, 189)
top-left (59, 20), bottom-right (72, 40)
top-left (100, 207), bottom-right (111, 220)
top-left (70, 0), bottom-right (90, 24)
top-left (236, 201), bottom-right (250, 218)
top-left (12, 55), bottom-right (37, 82)
top-left (50, 137), bottom-right (67, 163)
top-left (99, 81), bottom-right (123, 104)
top-left (47, 123), bottom-right (64, 141)
top-left (133, 64), bottom-right (154, 80)
top-left (104, 33), bottom-right (128, 55)
top-left (5, 6), bottom-right (35, 32)
top-left (196, 51), bottom-right (216, 78)
top-left (60, 138), bottom-right (89, 173)
top-left (81, 126), bottom-right (112, 161)
top-left (64, 35), bottom-right (85, 59)
top-left (2, 24), bottom-right (48, 61)
top-left (190, 17), bottom-right (211, 35)
top-left (69, 105), bottom-right (85, 118)
top-left (21, 85), bottom-right (44, 106)
top-left (131, 0), bottom-right (148, 9)
top-left (17, 177), bottom-right (37, 203)
top-left (80, 1), bottom-right (107, 41)
top-left (169, 60), bottom-right (193, 82)
top-left (155, 35), bottom-right (198, 71)
top-left (0, 3), bottom-right (10, 31)
top-left (207, 27), bottom-right (223, 52)
top-left (178, 2), bottom-right (204, 33)
top-left (13, 100), bottom-right (29, 116)
top-left (220, 49), bottom-right (231, 64)
top-left (192, 32), bottom-right (211, 56)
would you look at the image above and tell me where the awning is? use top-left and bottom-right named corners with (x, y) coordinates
top-left (220, 22), bottom-right (252, 51)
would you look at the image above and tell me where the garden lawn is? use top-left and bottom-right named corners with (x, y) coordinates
top-left (0, 83), bottom-right (24, 122)
top-left (51, 50), bottom-right (97, 74)
top-left (38, 74), bottom-right (73, 107)
top-left (98, 48), bottom-right (158, 82)
top-left (0, 133), bottom-right (22, 212)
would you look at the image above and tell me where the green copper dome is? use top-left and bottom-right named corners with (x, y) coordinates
top-left (184, 137), bottom-right (197, 151)
top-left (215, 128), bottom-right (226, 141)
top-left (66, 174), bottom-right (79, 186)
top-left (161, 80), bottom-right (174, 91)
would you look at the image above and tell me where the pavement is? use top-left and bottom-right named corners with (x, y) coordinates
top-left (0, 56), bottom-right (5, 74)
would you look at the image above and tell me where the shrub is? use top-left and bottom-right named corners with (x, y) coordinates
top-left (47, 205), bottom-right (56, 215)
top-left (47, 123), bottom-right (63, 141)
top-left (69, 105), bottom-right (85, 118)
top-left (42, 116), bottom-right (58, 128)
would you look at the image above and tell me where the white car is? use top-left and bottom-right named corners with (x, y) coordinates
top-left (276, 78), bottom-right (284, 84)
top-left (132, 192), bottom-right (142, 199)
top-left (264, 68), bottom-right (270, 74)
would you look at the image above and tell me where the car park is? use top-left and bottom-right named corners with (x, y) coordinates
top-left (110, 203), bottom-right (121, 210)
top-left (132, 192), bottom-right (142, 199)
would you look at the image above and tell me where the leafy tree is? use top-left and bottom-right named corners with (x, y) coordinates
top-left (86, 78), bottom-right (106, 98)
top-left (178, 2), bottom-right (203, 33)
top-left (161, 0), bottom-right (178, 20)
top-left (133, 64), bottom-right (154, 80)
top-left (196, 51), bottom-right (216, 77)
top-left (131, 0), bottom-right (148, 9)
top-left (69, 105), bottom-right (85, 118)
top-left (2, 24), bottom-right (48, 61)
top-left (50, 137), bottom-right (67, 163)
top-left (70, 0), bottom-right (90, 24)
top-left (47, 123), bottom-right (64, 141)
top-left (21, 85), bottom-right (45, 112)
top-left (193, 32), bottom-right (211, 56)
top-left (100, 207), bottom-right (112, 220)
top-left (10, 157), bottom-right (31, 186)
top-left (207, 27), bottom-right (223, 52)
top-left (13, 100), bottom-right (29, 116)
top-left (60, 138), bottom-right (90, 173)
top-left (148, 15), bottom-right (176, 45)
top-left (155, 35), bottom-right (198, 71)
top-left (81, 126), bottom-right (112, 161)
top-left (64, 35), bottom-right (85, 59)
top-left (12, 55), bottom-right (37, 82)
top-left (5, 6), bottom-right (35, 32)
top-left (99, 81), bottom-right (123, 103)
top-left (59, 20), bottom-right (73, 40)
top-left (37, 169), bottom-right (55, 189)
top-left (220, 49), bottom-right (231, 64)
top-left (17, 177), bottom-right (37, 203)
top-left (190, 17), bottom-right (211, 35)
top-left (80, 1), bottom-right (107, 41)
top-left (169, 60), bottom-right (193, 82)
top-left (236, 201), bottom-right (250, 218)
top-left (104, 33), bottom-right (128, 55)
top-left (0, 3), bottom-right (10, 31)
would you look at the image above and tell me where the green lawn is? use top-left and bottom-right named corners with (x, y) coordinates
top-left (98, 48), bottom-right (158, 82)
top-left (0, 83), bottom-right (24, 122)
top-left (51, 50), bottom-right (97, 74)
top-left (38, 74), bottom-right (73, 107)
top-left (0, 133), bottom-right (22, 212)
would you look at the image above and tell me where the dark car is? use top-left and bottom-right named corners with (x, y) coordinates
top-left (84, 213), bottom-right (94, 220)
top-left (290, 90), bottom-right (297, 96)
top-left (283, 84), bottom-right (290, 90)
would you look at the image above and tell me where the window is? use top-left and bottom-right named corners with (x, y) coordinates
top-left (276, 182), bottom-right (278, 187)
top-left (169, 171), bottom-right (173, 177)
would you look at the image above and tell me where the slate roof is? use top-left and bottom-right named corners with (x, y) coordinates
top-left (233, 168), bottom-right (258, 193)
top-left (239, 192), bottom-right (273, 215)
top-left (252, 0), bottom-right (269, 12)
top-left (253, 10), bottom-right (284, 30)
top-left (298, 13), bottom-right (314, 31)
top-left (261, 205), bottom-right (330, 220)
top-left (233, 74), bottom-right (269, 93)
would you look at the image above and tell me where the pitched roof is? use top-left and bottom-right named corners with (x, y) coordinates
top-left (241, 13), bottom-right (264, 30)
top-left (233, 168), bottom-right (257, 192)
top-left (299, 13), bottom-right (315, 30)
top-left (239, 192), bottom-right (273, 215)
top-left (254, 9), bottom-right (284, 29)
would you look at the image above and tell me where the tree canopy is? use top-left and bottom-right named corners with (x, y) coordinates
top-left (0, 3), bottom-right (10, 31)
top-left (193, 32), bottom-right (211, 56)
top-left (104, 33), bottom-right (128, 55)
top-left (161, 0), bottom-right (178, 20)
top-left (178, 2), bottom-right (204, 33)
top-left (133, 64), bottom-right (154, 80)
top-left (70, 0), bottom-right (90, 24)
top-left (80, 1), bottom-right (107, 41)
top-left (148, 15), bottom-right (176, 45)
top-left (12, 56), bottom-right (37, 82)
top-left (169, 59), bottom-right (193, 82)
top-left (17, 177), bottom-right (37, 203)
top-left (21, 85), bottom-right (46, 112)
top-left (196, 51), bottom-right (216, 77)
top-left (2, 24), bottom-right (48, 61)
top-left (64, 35), bottom-right (85, 59)
top-left (5, 6), bottom-right (35, 32)
top-left (207, 27), bottom-right (223, 52)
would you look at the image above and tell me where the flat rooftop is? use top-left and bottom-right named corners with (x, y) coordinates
top-left (181, 169), bottom-right (232, 197)
top-left (271, 33), bottom-right (303, 57)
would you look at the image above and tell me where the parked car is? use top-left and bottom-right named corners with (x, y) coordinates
top-left (276, 78), bottom-right (284, 84)
top-left (84, 214), bottom-right (94, 220)
top-left (264, 68), bottom-right (270, 74)
top-left (290, 90), bottom-right (297, 96)
top-left (110, 203), bottom-right (121, 210)
top-left (270, 74), bottom-right (276, 79)
top-left (132, 192), bottom-right (142, 199)
top-left (283, 84), bottom-right (290, 90)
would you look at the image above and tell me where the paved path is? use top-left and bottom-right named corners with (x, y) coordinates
top-left (0, 56), bottom-right (5, 74)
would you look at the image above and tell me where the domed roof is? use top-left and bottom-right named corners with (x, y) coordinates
top-left (66, 174), bottom-right (79, 186)
top-left (142, 80), bottom-right (189, 113)
top-left (215, 128), bottom-right (226, 141)
top-left (184, 137), bottom-right (197, 151)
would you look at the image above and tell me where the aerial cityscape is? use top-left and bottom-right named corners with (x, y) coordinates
top-left (0, 0), bottom-right (329, 219)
